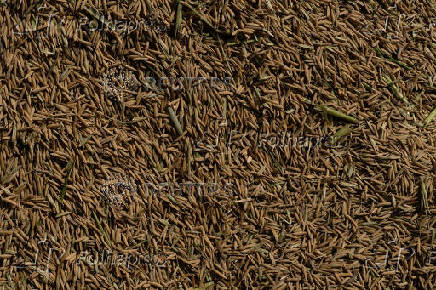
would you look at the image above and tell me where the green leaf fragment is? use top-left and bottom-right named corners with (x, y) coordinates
top-left (423, 107), bottom-right (436, 126)
top-left (318, 105), bottom-right (358, 123)
top-left (332, 124), bottom-right (352, 144)
top-left (382, 75), bottom-right (408, 103)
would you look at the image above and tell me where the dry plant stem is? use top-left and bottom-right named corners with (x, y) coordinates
top-left (168, 106), bottom-right (183, 136)
top-left (60, 160), bottom-right (74, 202)
top-left (421, 178), bottom-right (429, 214)
top-left (186, 140), bottom-right (192, 177)
top-left (174, 0), bottom-right (182, 37)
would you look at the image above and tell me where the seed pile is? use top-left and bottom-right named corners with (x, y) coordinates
top-left (0, 0), bottom-right (436, 288)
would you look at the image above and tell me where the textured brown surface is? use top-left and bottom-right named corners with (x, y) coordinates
top-left (1, 0), bottom-right (436, 289)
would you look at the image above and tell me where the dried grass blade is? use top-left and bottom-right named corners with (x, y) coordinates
top-left (168, 106), bottom-right (183, 136)
top-left (60, 160), bottom-right (74, 202)
top-left (174, 0), bottom-right (182, 37)
top-left (421, 178), bottom-right (429, 214)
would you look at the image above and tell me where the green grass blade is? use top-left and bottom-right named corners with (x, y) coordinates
top-left (423, 107), bottom-right (436, 127)
top-left (317, 105), bottom-right (358, 124)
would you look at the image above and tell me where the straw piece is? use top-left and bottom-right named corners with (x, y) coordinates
top-left (168, 106), bottom-right (183, 136)
top-left (174, 0), bottom-right (182, 37)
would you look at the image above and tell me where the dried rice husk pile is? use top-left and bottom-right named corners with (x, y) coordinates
top-left (1, 0), bottom-right (436, 288)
